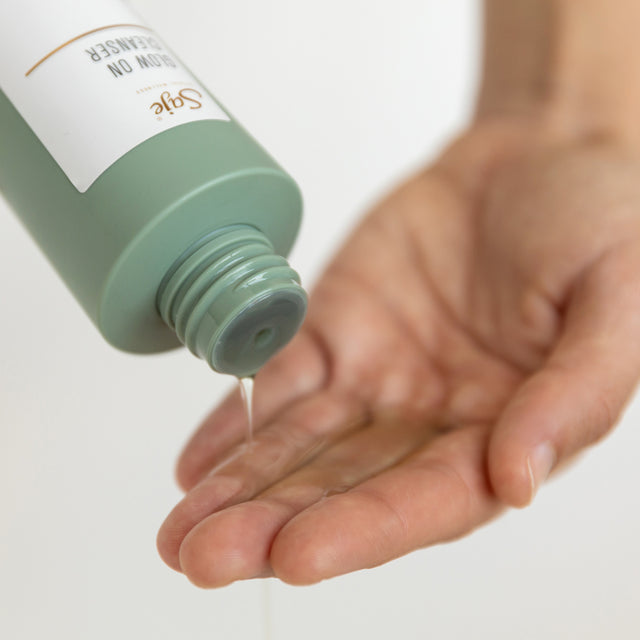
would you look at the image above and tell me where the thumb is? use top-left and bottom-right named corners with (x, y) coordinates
top-left (488, 246), bottom-right (640, 507)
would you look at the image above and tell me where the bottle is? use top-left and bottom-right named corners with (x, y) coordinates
top-left (0, 0), bottom-right (307, 378)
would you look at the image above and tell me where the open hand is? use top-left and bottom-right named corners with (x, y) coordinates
top-left (157, 118), bottom-right (640, 587)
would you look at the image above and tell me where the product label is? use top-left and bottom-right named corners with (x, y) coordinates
top-left (0, 0), bottom-right (230, 192)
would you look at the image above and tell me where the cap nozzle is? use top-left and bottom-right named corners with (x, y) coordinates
top-left (157, 225), bottom-right (307, 377)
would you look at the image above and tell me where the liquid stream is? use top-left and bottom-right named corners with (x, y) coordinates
top-left (238, 376), bottom-right (255, 445)
top-left (237, 376), bottom-right (272, 640)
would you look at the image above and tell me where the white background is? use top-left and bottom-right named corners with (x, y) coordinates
top-left (1, 1), bottom-right (638, 638)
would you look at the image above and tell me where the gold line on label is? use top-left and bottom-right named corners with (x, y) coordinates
top-left (25, 23), bottom-right (153, 77)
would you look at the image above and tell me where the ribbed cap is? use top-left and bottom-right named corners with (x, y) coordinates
top-left (157, 225), bottom-right (307, 377)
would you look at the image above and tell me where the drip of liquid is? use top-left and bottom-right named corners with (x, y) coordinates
top-left (238, 376), bottom-right (255, 445)
top-left (238, 376), bottom-right (273, 639)
top-left (262, 579), bottom-right (273, 640)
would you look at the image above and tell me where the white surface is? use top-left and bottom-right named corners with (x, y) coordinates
top-left (1, 1), bottom-right (638, 638)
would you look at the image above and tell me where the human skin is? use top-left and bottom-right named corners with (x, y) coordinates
top-left (157, 0), bottom-right (640, 587)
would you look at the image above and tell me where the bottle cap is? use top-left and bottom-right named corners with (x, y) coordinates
top-left (157, 225), bottom-right (307, 377)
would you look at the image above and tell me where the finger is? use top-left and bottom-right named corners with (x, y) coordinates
top-left (177, 422), bottom-right (498, 587)
top-left (158, 390), bottom-right (366, 572)
top-left (489, 247), bottom-right (640, 507)
top-left (178, 492), bottom-right (309, 587)
top-left (270, 423), bottom-right (500, 585)
top-left (176, 328), bottom-right (328, 490)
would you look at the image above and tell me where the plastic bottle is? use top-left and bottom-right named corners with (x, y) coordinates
top-left (0, 0), bottom-right (307, 378)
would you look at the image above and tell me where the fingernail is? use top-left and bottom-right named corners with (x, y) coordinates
top-left (526, 442), bottom-right (556, 503)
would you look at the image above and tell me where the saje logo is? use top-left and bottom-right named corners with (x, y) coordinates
top-left (150, 88), bottom-right (203, 119)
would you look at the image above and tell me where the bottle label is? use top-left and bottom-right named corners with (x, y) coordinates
top-left (0, 0), bottom-right (230, 192)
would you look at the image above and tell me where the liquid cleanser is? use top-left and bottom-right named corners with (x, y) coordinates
top-left (0, 0), bottom-right (307, 378)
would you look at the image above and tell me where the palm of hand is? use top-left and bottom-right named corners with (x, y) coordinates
top-left (158, 122), bottom-right (640, 587)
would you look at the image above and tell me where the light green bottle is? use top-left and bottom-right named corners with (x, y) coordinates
top-left (0, 0), bottom-right (306, 378)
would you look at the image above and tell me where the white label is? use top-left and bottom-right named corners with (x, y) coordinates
top-left (0, 0), bottom-right (230, 192)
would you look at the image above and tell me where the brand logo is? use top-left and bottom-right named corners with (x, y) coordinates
top-left (149, 88), bottom-right (203, 119)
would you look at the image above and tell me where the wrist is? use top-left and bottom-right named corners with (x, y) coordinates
top-left (476, 0), bottom-right (640, 146)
